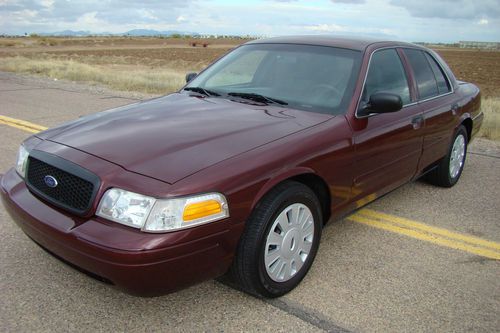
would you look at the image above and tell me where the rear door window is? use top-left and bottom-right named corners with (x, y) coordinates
top-left (362, 48), bottom-right (411, 105)
top-left (404, 49), bottom-right (439, 100)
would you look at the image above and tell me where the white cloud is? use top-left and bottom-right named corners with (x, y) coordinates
top-left (75, 11), bottom-right (100, 26)
top-left (40, 0), bottom-right (54, 8)
top-left (138, 9), bottom-right (158, 21)
top-left (478, 18), bottom-right (489, 25)
top-left (176, 15), bottom-right (187, 23)
top-left (22, 9), bottom-right (37, 17)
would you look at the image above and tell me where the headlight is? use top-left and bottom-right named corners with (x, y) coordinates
top-left (16, 145), bottom-right (30, 178)
top-left (96, 189), bottom-right (229, 232)
top-left (96, 188), bottom-right (156, 228)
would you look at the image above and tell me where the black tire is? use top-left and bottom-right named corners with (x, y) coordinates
top-left (427, 125), bottom-right (468, 187)
top-left (230, 181), bottom-right (322, 298)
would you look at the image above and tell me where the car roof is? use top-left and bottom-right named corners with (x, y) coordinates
top-left (246, 35), bottom-right (419, 52)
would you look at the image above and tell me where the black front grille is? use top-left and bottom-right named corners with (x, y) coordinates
top-left (26, 151), bottom-right (100, 215)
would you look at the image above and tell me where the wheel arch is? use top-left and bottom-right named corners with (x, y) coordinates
top-left (251, 168), bottom-right (331, 224)
top-left (461, 117), bottom-right (473, 141)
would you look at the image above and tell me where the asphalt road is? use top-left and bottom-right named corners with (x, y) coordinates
top-left (1, 72), bottom-right (499, 333)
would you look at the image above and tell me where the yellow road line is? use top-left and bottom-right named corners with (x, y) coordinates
top-left (0, 115), bottom-right (47, 133)
top-left (0, 119), bottom-right (41, 133)
top-left (349, 213), bottom-right (500, 260)
top-left (358, 209), bottom-right (500, 251)
top-left (3, 115), bottom-right (499, 260)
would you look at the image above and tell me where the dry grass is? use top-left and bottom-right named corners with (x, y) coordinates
top-left (0, 56), bottom-right (185, 94)
top-left (35, 37), bottom-right (59, 46)
top-left (479, 98), bottom-right (500, 141)
top-left (18, 52), bottom-right (212, 71)
top-left (0, 37), bottom-right (233, 95)
top-left (0, 40), bottom-right (23, 47)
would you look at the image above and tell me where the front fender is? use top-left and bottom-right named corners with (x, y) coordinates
top-left (250, 166), bottom-right (317, 209)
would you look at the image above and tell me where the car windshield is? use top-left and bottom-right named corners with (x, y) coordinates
top-left (184, 43), bottom-right (362, 115)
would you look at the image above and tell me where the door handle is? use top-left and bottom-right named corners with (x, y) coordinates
top-left (411, 115), bottom-right (424, 129)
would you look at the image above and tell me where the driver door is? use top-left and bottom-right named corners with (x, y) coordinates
top-left (350, 48), bottom-right (424, 204)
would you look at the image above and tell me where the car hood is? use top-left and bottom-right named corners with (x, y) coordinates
top-left (38, 93), bottom-right (332, 184)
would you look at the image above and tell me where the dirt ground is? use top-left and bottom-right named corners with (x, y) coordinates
top-left (435, 48), bottom-right (500, 98)
top-left (0, 37), bottom-right (240, 64)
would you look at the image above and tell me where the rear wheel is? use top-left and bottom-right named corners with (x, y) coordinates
top-left (427, 125), bottom-right (468, 187)
top-left (231, 181), bottom-right (322, 297)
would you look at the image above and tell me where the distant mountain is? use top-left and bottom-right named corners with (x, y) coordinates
top-left (39, 30), bottom-right (93, 36)
top-left (37, 29), bottom-right (199, 37)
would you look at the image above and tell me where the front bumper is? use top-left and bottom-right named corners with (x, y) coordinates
top-left (1, 168), bottom-right (243, 296)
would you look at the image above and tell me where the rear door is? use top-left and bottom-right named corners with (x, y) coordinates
top-left (351, 48), bottom-right (424, 204)
top-left (401, 48), bottom-right (456, 172)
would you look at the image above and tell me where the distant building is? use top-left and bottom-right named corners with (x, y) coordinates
top-left (459, 41), bottom-right (500, 50)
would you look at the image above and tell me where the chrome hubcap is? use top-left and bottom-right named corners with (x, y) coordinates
top-left (449, 134), bottom-right (465, 179)
top-left (264, 203), bottom-right (315, 282)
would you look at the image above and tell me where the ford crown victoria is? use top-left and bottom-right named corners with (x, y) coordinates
top-left (1, 36), bottom-right (483, 297)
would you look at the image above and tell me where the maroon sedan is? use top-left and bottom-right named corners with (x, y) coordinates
top-left (1, 36), bottom-right (482, 297)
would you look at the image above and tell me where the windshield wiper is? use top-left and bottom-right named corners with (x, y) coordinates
top-left (183, 87), bottom-right (221, 97)
top-left (227, 92), bottom-right (288, 106)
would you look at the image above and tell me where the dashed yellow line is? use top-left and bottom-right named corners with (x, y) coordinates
top-left (2, 114), bottom-right (499, 260)
top-left (0, 115), bottom-right (47, 133)
top-left (349, 209), bottom-right (500, 260)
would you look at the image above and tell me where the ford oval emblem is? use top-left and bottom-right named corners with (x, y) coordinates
top-left (44, 175), bottom-right (58, 188)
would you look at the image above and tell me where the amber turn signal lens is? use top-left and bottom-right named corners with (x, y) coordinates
top-left (183, 200), bottom-right (222, 221)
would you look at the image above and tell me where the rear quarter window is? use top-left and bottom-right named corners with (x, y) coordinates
top-left (424, 53), bottom-right (452, 94)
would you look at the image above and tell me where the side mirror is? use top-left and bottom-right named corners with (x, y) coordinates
top-left (358, 92), bottom-right (403, 116)
top-left (185, 72), bottom-right (198, 83)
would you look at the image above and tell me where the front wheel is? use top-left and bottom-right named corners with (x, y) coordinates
top-left (427, 125), bottom-right (468, 187)
top-left (230, 181), bottom-right (322, 297)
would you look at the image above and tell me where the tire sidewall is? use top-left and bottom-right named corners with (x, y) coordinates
top-left (445, 126), bottom-right (468, 186)
top-left (256, 187), bottom-right (322, 296)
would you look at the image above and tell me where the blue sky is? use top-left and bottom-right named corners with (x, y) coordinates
top-left (1, 0), bottom-right (499, 42)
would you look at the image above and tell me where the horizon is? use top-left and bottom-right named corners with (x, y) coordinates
top-left (1, 0), bottom-right (499, 43)
top-left (2, 30), bottom-right (498, 45)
